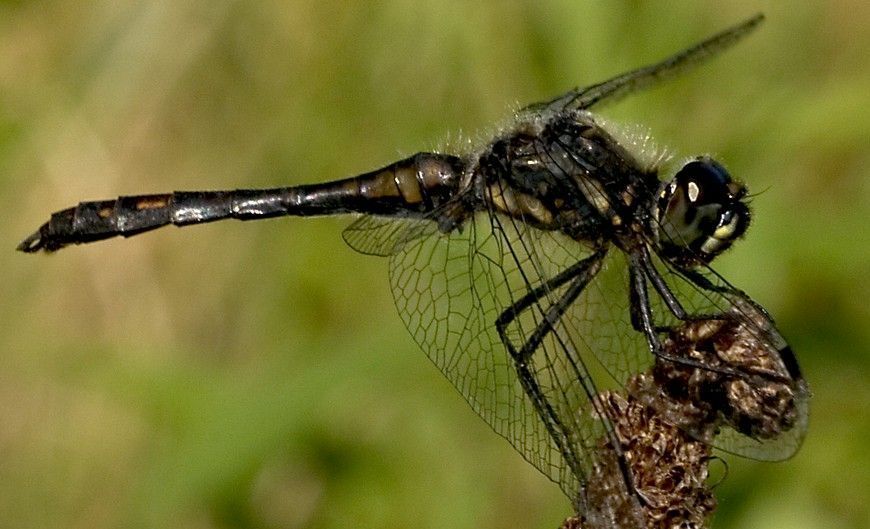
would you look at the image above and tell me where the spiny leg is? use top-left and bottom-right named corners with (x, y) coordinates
top-left (494, 251), bottom-right (605, 484)
top-left (629, 257), bottom-right (741, 377)
top-left (638, 246), bottom-right (689, 320)
top-left (666, 263), bottom-right (802, 381)
top-left (636, 246), bottom-right (725, 330)
top-left (495, 250), bottom-right (652, 509)
top-left (495, 247), bottom-right (607, 363)
top-left (494, 248), bottom-right (607, 336)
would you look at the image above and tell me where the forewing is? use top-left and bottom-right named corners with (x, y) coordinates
top-left (645, 254), bottom-right (810, 461)
top-left (525, 14), bottom-right (764, 113)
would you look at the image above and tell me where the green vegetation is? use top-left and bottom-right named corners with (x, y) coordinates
top-left (1, 2), bottom-right (867, 528)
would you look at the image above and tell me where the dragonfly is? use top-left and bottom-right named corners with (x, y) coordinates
top-left (18, 13), bottom-right (808, 527)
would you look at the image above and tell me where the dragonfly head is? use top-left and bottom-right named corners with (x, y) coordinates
top-left (653, 157), bottom-right (750, 266)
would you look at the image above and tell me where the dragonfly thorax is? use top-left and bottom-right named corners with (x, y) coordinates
top-left (476, 110), bottom-right (665, 246)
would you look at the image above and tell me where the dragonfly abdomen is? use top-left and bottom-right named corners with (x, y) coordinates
top-left (17, 153), bottom-right (465, 252)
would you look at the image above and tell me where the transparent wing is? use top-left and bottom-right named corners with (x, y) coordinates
top-left (534, 224), bottom-right (808, 463)
top-left (556, 250), bottom-right (651, 390)
top-left (386, 208), bottom-right (639, 501)
top-left (339, 204), bottom-right (805, 513)
top-left (539, 100), bottom-right (808, 462)
top-left (647, 257), bottom-right (810, 461)
top-left (525, 13), bottom-right (764, 113)
top-left (342, 215), bottom-right (438, 257)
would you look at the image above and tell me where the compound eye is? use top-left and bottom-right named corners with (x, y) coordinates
top-left (676, 158), bottom-right (732, 207)
top-left (657, 157), bottom-right (750, 263)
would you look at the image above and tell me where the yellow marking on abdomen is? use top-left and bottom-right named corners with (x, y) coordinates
top-left (135, 196), bottom-right (169, 210)
top-left (394, 165), bottom-right (423, 203)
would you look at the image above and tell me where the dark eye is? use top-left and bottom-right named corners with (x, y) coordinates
top-left (655, 157), bottom-right (750, 265)
top-left (676, 158), bottom-right (732, 207)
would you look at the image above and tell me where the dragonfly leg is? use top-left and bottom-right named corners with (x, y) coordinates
top-left (637, 246), bottom-right (726, 330)
top-left (493, 250), bottom-right (606, 487)
top-left (494, 248), bottom-right (607, 358)
top-left (495, 251), bottom-right (653, 513)
top-left (638, 246), bottom-right (689, 320)
top-left (629, 258), bottom-right (741, 377)
top-left (629, 259), bottom-right (667, 354)
top-left (659, 264), bottom-right (803, 381)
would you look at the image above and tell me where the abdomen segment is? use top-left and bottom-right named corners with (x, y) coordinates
top-left (17, 153), bottom-right (464, 252)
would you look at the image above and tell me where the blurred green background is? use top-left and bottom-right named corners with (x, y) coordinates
top-left (1, 1), bottom-right (867, 528)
